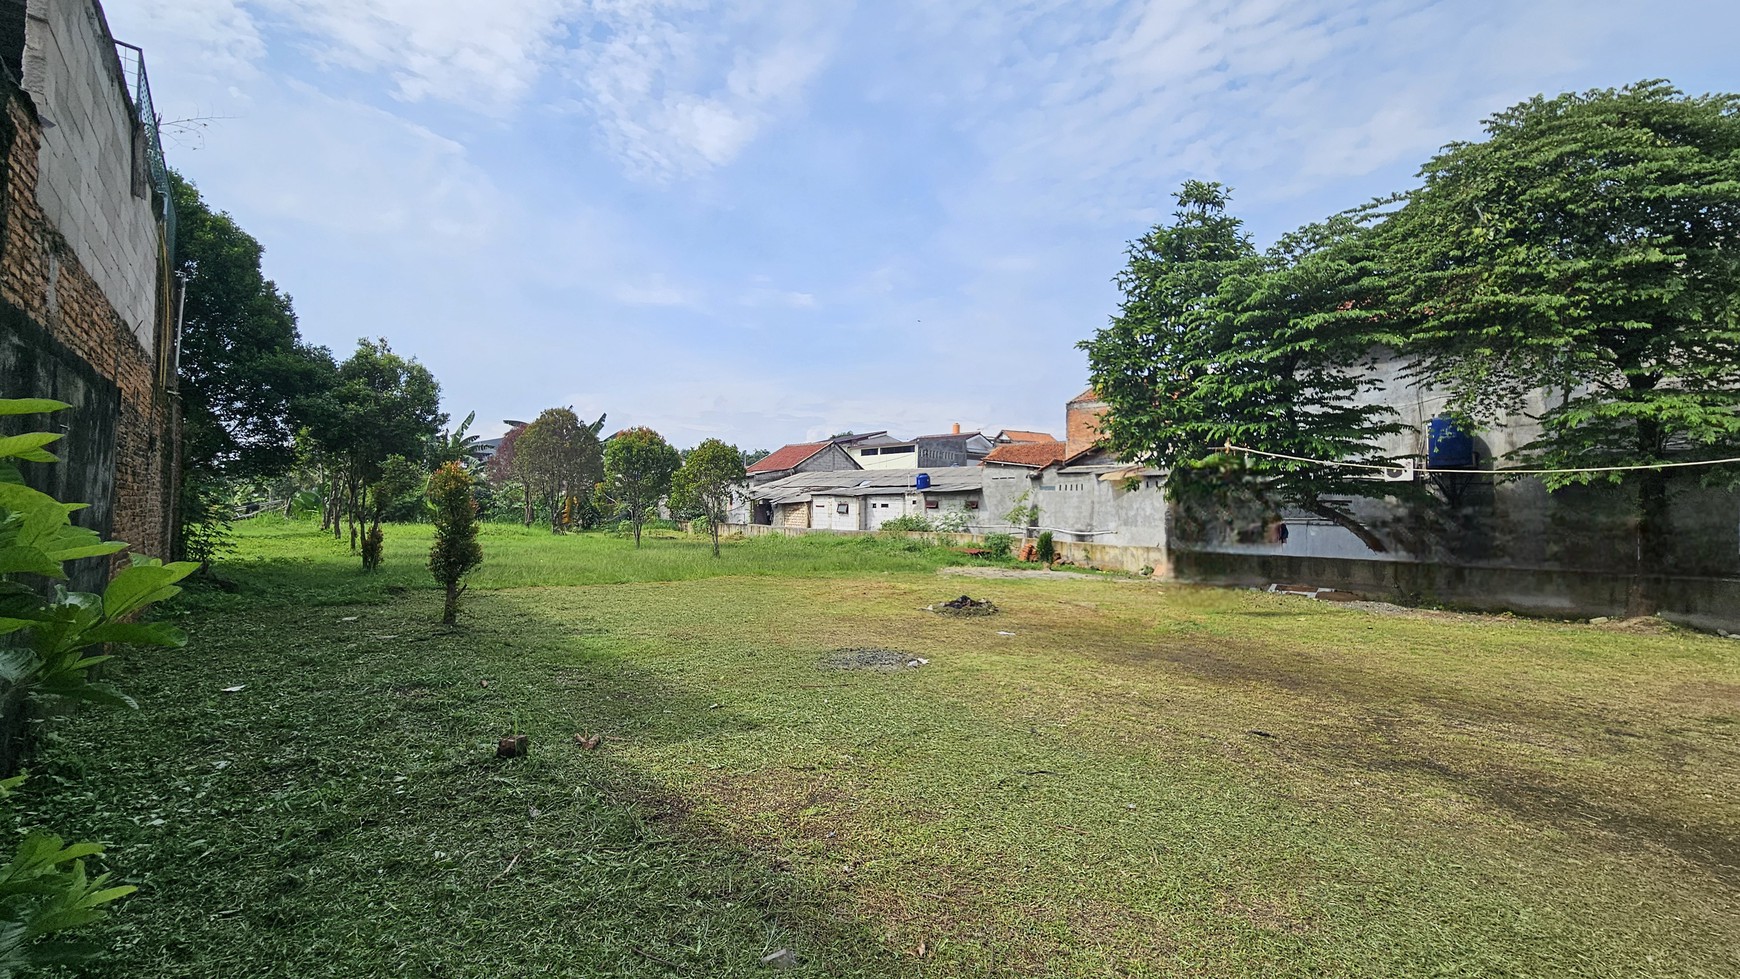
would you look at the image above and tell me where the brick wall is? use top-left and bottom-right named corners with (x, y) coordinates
top-left (1065, 392), bottom-right (1106, 457)
top-left (1, 71), bottom-right (175, 564)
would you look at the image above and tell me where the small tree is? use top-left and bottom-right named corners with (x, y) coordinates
top-left (671, 438), bottom-right (746, 557)
top-left (601, 427), bottom-right (681, 547)
top-left (427, 462), bottom-right (483, 625)
top-left (515, 408), bottom-right (603, 534)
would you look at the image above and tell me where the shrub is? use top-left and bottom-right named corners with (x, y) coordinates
top-left (983, 533), bottom-right (1014, 559)
top-left (1036, 531), bottom-right (1055, 565)
top-left (0, 398), bottom-right (196, 967)
top-left (428, 461), bottom-right (483, 626)
top-left (880, 515), bottom-right (933, 532)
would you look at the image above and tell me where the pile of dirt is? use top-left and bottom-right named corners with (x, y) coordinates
top-left (822, 647), bottom-right (919, 670)
top-left (930, 595), bottom-right (998, 617)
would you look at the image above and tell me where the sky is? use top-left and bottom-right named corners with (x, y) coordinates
top-left (105, 0), bottom-right (1740, 448)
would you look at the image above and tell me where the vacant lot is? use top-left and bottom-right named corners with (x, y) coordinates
top-left (22, 522), bottom-right (1740, 977)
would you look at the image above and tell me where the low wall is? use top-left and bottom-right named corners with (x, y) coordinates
top-left (1172, 549), bottom-right (1740, 633)
top-left (720, 523), bottom-right (1170, 577)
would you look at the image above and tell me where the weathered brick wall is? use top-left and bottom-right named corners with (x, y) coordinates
top-left (1064, 393), bottom-right (1106, 457)
top-left (1, 72), bottom-right (175, 563)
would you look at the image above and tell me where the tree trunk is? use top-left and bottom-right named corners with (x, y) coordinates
top-left (443, 579), bottom-right (458, 625)
top-left (523, 480), bottom-right (533, 527)
top-left (1627, 416), bottom-right (1669, 616)
top-left (1302, 499), bottom-right (1388, 553)
top-left (633, 512), bottom-right (642, 548)
top-left (710, 518), bottom-right (720, 558)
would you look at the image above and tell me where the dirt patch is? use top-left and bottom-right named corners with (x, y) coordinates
top-left (822, 647), bottom-right (920, 670)
top-left (928, 595), bottom-right (999, 617)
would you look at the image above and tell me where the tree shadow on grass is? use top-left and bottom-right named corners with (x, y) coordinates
top-left (31, 574), bottom-right (932, 979)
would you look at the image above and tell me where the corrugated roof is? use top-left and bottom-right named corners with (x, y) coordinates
top-left (983, 441), bottom-right (1067, 468)
top-left (746, 442), bottom-right (828, 474)
top-left (748, 468), bottom-right (983, 500)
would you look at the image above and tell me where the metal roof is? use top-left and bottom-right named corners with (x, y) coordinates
top-left (747, 468), bottom-right (983, 500)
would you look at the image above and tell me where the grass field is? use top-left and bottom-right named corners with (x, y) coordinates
top-left (19, 520), bottom-right (1740, 977)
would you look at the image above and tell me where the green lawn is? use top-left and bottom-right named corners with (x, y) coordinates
top-left (20, 521), bottom-right (1740, 977)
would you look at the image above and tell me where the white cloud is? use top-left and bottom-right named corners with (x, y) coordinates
top-left (255, 0), bottom-right (582, 110)
top-left (563, 2), bottom-right (845, 179)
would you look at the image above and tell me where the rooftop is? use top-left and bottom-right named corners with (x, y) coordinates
top-left (746, 442), bottom-right (829, 474)
top-left (983, 441), bottom-right (1068, 468)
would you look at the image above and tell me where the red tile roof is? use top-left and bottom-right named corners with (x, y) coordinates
top-left (1000, 429), bottom-right (1055, 443)
top-left (982, 441), bottom-right (1067, 468)
top-left (746, 441), bottom-right (828, 474)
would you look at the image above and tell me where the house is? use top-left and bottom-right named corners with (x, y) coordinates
top-left (747, 469), bottom-right (984, 531)
top-left (993, 429), bottom-right (1058, 444)
top-left (746, 440), bottom-right (861, 483)
top-left (850, 424), bottom-right (992, 469)
top-left (981, 392), bottom-right (1168, 549)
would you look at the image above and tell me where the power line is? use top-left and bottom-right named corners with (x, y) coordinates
top-left (1225, 443), bottom-right (1740, 477)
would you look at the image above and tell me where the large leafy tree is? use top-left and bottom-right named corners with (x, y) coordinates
top-left (169, 173), bottom-right (334, 560)
top-left (514, 408), bottom-right (603, 534)
top-left (670, 438), bottom-right (746, 557)
top-left (305, 339), bottom-right (444, 555)
top-left (601, 427), bottom-right (681, 547)
top-left (1082, 182), bottom-right (1408, 550)
top-left (171, 173), bottom-right (333, 476)
top-left (1378, 80), bottom-right (1740, 582)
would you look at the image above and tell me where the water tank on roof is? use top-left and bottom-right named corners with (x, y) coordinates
top-left (914, 472), bottom-right (931, 490)
top-left (1427, 415), bottom-right (1476, 470)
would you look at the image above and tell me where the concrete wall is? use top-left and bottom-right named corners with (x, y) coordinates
top-left (982, 458), bottom-right (1167, 548)
top-left (716, 522), bottom-right (1171, 576)
top-left (0, 22), bottom-right (175, 563)
top-left (19, 0), bottom-right (160, 352)
top-left (1172, 548), bottom-right (1740, 634)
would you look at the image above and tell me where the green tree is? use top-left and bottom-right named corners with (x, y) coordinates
top-left (1377, 80), bottom-right (1740, 590)
top-left (601, 428), bottom-right (681, 547)
top-left (169, 173), bottom-right (335, 561)
top-left (305, 339), bottom-right (444, 559)
top-left (671, 438), bottom-right (746, 556)
top-left (427, 461), bottom-right (482, 625)
top-left (429, 411), bottom-right (482, 468)
top-left (515, 408), bottom-right (603, 534)
top-left (1082, 182), bottom-right (1408, 550)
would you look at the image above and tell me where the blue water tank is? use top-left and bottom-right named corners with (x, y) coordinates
top-left (915, 472), bottom-right (931, 490)
top-left (1427, 415), bottom-right (1476, 470)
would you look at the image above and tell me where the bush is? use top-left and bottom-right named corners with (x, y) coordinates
top-left (1036, 531), bottom-right (1055, 565)
top-left (880, 515), bottom-right (933, 532)
top-left (428, 461), bottom-right (483, 626)
top-left (983, 533), bottom-right (1014, 559)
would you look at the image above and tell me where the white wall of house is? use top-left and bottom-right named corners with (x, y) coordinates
top-left (853, 445), bottom-right (919, 470)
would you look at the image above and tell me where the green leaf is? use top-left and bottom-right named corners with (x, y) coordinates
top-left (0, 399), bottom-right (70, 418)
top-left (0, 432), bottom-right (61, 464)
top-left (0, 546), bottom-right (62, 577)
top-left (100, 562), bottom-right (198, 620)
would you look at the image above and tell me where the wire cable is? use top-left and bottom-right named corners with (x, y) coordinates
top-left (1224, 443), bottom-right (1740, 477)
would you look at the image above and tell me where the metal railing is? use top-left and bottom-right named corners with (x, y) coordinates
top-left (111, 40), bottom-right (174, 265)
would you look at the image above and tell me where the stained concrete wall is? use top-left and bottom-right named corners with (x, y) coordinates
top-left (982, 457), bottom-right (1168, 549)
top-left (19, 0), bottom-right (158, 353)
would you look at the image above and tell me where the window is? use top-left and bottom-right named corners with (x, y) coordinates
top-left (885, 445), bottom-right (915, 455)
top-left (837, 502), bottom-right (850, 514)
top-left (860, 448), bottom-right (879, 456)
top-left (925, 500), bottom-right (939, 509)
top-left (966, 500), bottom-right (980, 510)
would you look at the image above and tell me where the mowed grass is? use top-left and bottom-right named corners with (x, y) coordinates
top-left (19, 521), bottom-right (1740, 977)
